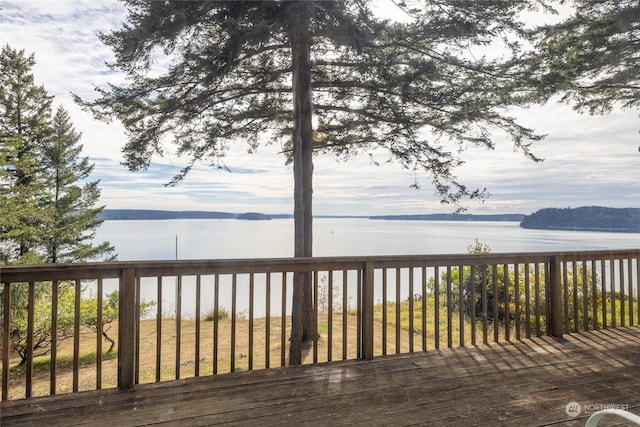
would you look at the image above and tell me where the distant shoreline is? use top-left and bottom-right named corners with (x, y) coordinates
top-left (99, 207), bottom-right (640, 233)
top-left (99, 209), bottom-right (291, 221)
top-left (369, 214), bottom-right (525, 222)
top-left (99, 209), bottom-right (523, 222)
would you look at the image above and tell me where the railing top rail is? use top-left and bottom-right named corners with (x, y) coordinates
top-left (0, 249), bottom-right (637, 282)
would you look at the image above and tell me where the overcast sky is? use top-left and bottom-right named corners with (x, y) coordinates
top-left (2, 0), bottom-right (638, 216)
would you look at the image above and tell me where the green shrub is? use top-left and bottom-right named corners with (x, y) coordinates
top-left (203, 307), bottom-right (230, 321)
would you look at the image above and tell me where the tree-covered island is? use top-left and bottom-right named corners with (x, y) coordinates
top-left (520, 207), bottom-right (640, 233)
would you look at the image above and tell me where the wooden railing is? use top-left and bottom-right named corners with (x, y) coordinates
top-left (0, 249), bottom-right (638, 400)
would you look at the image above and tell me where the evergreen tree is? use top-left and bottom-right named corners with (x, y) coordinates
top-left (77, 1), bottom-right (549, 362)
top-left (41, 106), bottom-right (115, 263)
top-left (0, 45), bottom-right (52, 263)
top-left (0, 46), bottom-right (117, 367)
top-left (529, 0), bottom-right (639, 113)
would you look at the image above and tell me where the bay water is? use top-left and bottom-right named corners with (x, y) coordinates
top-left (96, 218), bottom-right (640, 261)
top-left (94, 218), bottom-right (639, 318)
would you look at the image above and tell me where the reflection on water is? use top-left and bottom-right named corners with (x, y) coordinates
top-left (97, 218), bottom-right (639, 261)
top-left (94, 218), bottom-right (639, 317)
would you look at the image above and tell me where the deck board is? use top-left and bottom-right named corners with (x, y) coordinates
top-left (2, 326), bottom-right (639, 426)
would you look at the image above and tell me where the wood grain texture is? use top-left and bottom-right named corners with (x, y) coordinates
top-left (2, 326), bottom-right (638, 426)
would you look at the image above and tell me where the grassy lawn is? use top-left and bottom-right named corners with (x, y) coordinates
top-left (3, 299), bottom-right (521, 400)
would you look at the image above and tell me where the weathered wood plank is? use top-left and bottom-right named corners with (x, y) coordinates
top-left (2, 327), bottom-right (639, 426)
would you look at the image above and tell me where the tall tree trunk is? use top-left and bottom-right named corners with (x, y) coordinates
top-left (289, 11), bottom-right (315, 365)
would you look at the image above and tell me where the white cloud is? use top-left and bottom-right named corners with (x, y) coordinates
top-left (1, 0), bottom-right (637, 216)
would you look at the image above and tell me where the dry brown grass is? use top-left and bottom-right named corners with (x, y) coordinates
top-left (4, 313), bottom-right (360, 399)
top-left (2, 306), bottom-right (511, 400)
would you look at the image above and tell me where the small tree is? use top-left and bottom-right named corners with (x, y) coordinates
top-left (461, 240), bottom-right (513, 324)
top-left (81, 290), bottom-right (155, 353)
top-left (41, 106), bottom-right (115, 263)
top-left (9, 284), bottom-right (156, 366)
top-left (9, 282), bottom-right (76, 367)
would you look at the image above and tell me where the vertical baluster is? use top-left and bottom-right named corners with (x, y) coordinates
top-left (2, 283), bottom-right (10, 400)
top-left (356, 269), bottom-right (362, 359)
top-left (636, 257), bottom-right (640, 326)
top-left (231, 274), bottom-right (237, 372)
top-left (470, 265), bottom-right (476, 346)
top-left (434, 266), bottom-right (440, 349)
top-left (395, 268), bottom-right (401, 353)
top-left (572, 260), bottom-right (579, 332)
top-left (619, 259), bottom-right (625, 327)
top-left (524, 264), bottom-right (531, 339)
top-left (458, 264), bottom-right (464, 347)
top-left (628, 258), bottom-right (634, 326)
top-left (51, 281), bottom-right (59, 394)
top-left (601, 259), bottom-right (607, 328)
top-left (610, 260), bottom-right (616, 328)
top-left (504, 264), bottom-right (510, 342)
top-left (328, 270), bottom-right (333, 361)
top-left (409, 267), bottom-right (414, 352)
top-left (175, 276), bottom-right (182, 379)
top-left (482, 266), bottom-right (488, 344)
top-left (26, 282), bottom-right (35, 398)
top-left (73, 279), bottom-right (81, 392)
top-left (447, 266), bottom-right (453, 348)
top-left (421, 267), bottom-right (427, 352)
top-left (582, 261), bottom-right (589, 331)
top-left (156, 277), bottom-right (163, 382)
top-left (514, 264), bottom-right (520, 341)
top-left (280, 272), bottom-right (286, 367)
top-left (591, 261), bottom-right (598, 330)
top-left (342, 270), bottom-right (348, 360)
top-left (134, 277), bottom-right (141, 385)
top-left (96, 279), bottom-right (103, 389)
top-left (213, 274), bottom-right (219, 375)
top-left (313, 271), bottom-right (319, 363)
top-left (249, 273), bottom-right (254, 371)
top-left (195, 275), bottom-right (201, 377)
top-left (265, 272), bottom-right (271, 369)
top-left (492, 265), bottom-right (499, 342)
top-left (382, 268), bottom-right (387, 356)
top-left (534, 263), bottom-right (541, 337)
top-left (562, 261), bottom-right (569, 334)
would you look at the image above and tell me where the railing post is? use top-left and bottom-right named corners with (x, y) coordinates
top-left (288, 271), bottom-right (304, 365)
top-left (118, 266), bottom-right (137, 390)
top-left (548, 256), bottom-right (563, 338)
top-left (361, 262), bottom-right (374, 360)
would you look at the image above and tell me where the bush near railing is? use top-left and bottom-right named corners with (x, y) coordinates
top-left (0, 249), bottom-right (638, 400)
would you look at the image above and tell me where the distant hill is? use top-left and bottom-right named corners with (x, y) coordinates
top-left (520, 207), bottom-right (640, 233)
top-left (369, 213), bottom-right (525, 222)
top-left (99, 209), bottom-right (288, 220)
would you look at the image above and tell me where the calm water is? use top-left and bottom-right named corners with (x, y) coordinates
top-left (96, 218), bottom-right (640, 261)
top-left (94, 219), bottom-right (639, 317)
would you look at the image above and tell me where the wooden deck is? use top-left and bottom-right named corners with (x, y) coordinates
top-left (1, 326), bottom-right (639, 426)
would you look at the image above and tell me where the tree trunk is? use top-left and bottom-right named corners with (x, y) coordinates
top-left (289, 11), bottom-right (315, 365)
top-left (103, 330), bottom-right (116, 353)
